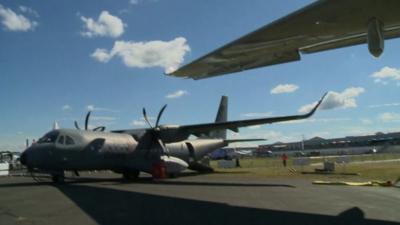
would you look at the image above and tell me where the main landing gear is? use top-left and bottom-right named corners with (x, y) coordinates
top-left (122, 170), bottom-right (140, 180)
top-left (51, 171), bottom-right (65, 183)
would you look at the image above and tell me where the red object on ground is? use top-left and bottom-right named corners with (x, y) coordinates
top-left (152, 163), bottom-right (167, 179)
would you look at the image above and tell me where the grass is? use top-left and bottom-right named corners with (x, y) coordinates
top-left (209, 153), bottom-right (400, 182)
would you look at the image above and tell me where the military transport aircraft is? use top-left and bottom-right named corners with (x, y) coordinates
top-left (169, 0), bottom-right (400, 79)
top-left (20, 94), bottom-right (326, 183)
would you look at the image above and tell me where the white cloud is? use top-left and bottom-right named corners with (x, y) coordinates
top-left (0, 4), bottom-right (38, 31)
top-left (86, 105), bottom-right (118, 112)
top-left (270, 84), bottom-right (299, 94)
top-left (129, 0), bottom-right (157, 5)
top-left (91, 37), bottom-right (190, 73)
top-left (360, 118), bottom-right (373, 125)
top-left (378, 112), bottom-right (400, 123)
top-left (248, 125), bottom-right (261, 130)
top-left (91, 49), bottom-right (112, 62)
top-left (131, 120), bottom-right (147, 127)
top-left (368, 103), bottom-right (400, 108)
top-left (165, 90), bottom-right (188, 99)
top-left (91, 116), bottom-right (116, 121)
top-left (62, 105), bottom-right (71, 111)
top-left (81, 11), bottom-right (125, 38)
top-left (241, 112), bottom-right (272, 118)
top-left (130, 116), bottom-right (156, 127)
top-left (19, 6), bottom-right (39, 17)
top-left (298, 87), bottom-right (365, 113)
top-left (371, 66), bottom-right (400, 84)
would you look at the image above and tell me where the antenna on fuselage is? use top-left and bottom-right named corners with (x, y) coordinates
top-left (53, 121), bottom-right (60, 130)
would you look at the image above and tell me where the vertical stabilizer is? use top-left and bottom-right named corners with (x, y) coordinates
top-left (209, 96), bottom-right (228, 139)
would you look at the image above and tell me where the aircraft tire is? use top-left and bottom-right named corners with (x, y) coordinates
top-left (122, 170), bottom-right (140, 180)
top-left (168, 173), bottom-right (181, 178)
top-left (51, 174), bottom-right (65, 183)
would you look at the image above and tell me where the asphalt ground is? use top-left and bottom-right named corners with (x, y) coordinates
top-left (0, 172), bottom-right (399, 225)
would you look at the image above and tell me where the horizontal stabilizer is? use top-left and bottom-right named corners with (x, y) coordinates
top-left (224, 138), bottom-right (266, 143)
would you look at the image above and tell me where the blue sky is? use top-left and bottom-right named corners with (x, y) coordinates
top-left (1, 0), bottom-right (400, 151)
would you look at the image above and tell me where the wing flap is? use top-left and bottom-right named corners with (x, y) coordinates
top-left (172, 50), bottom-right (300, 80)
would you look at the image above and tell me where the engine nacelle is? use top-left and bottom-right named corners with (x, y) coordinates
top-left (166, 139), bottom-right (226, 162)
top-left (160, 156), bottom-right (188, 174)
top-left (367, 18), bottom-right (384, 58)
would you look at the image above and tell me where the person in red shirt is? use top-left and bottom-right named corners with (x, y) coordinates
top-left (281, 153), bottom-right (288, 167)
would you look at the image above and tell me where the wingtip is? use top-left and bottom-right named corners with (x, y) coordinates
top-left (308, 92), bottom-right (328, 116)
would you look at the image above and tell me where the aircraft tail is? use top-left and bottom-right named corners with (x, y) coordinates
top-left (209, 95), bottom-right (228, 139)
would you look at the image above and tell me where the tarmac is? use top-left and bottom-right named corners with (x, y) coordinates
top-left (0, 171), bottom-right (399, 225)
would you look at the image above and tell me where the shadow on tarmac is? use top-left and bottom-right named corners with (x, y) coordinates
top-left (0, 176), bottom-right (294, 188)
top-left (55, 184), bottom-right (399, 225)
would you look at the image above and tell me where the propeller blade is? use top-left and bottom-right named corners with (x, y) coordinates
top-left (155, 104), bottom-right (167, 127)
top-left (93, 126), bottom-right (106, 132)
top-left (142, 108), bottom-right (153, 128)
top-left (156, 137), bottom-right (169, 157)
top-left (74, 121), bottom-right (81, 130)
top-left (85, 111), bottom-right (91, 130)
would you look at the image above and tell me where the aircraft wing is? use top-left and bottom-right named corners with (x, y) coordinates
top-left (168, 0), bottom-right (400, 79)
top-left (113, 93), bottom-right (326, 143)
top-left (177, 93), bottom-right (326, 137)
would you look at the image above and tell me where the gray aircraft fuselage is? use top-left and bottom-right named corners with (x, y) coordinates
top-left (21, 128), bottom-right (224, 176)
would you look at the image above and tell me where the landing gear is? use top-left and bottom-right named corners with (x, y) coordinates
top-left (51, 172), bottom-right (65, 183)
top-left (122, 170), bottom-right (140, 180)
top-left (167, 173), bottom-right (178, 178)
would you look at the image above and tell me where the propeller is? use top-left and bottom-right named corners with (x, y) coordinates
top-left (74, 111), bottom-right (106, 132)
top-left (142, 104), bottom-right (169, 157)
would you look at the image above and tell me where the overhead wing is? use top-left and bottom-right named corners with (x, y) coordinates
top-left (113, 93), bottom-right (327, 143)
top-left (168, 0), bottom-right (400, 79)
top-left (178, 93), bottom-right (326, 137)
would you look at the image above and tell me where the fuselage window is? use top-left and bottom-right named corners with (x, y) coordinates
top-left (66, 136), bottom-right (75, 145)
top-left (37, 131), bottom-right (59, 144)
top-left (58, 136), bottom-right (65, 145)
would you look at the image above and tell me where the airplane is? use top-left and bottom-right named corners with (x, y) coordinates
top-left (20, 93), bottom-right (326, 183)
top-left (169, 0), bottom-right (400, 79)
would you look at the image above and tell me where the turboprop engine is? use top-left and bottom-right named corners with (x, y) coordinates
top-left (367, 18), bottom-right (384, 57)
top-left (160, 155), bottom-right (188, 174)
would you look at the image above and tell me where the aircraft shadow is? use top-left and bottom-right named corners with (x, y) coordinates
top-left (0, 177), bottom-right (294, 188)
top-left (130, 179), bottom-right (295, 188)
top-left (56, 184), bottom-right (400, 225)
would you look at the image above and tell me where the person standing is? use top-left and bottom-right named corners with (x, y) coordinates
top-left (281, 153), bottom-right (288, 167)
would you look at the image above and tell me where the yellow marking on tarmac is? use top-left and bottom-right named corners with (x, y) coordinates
top-left (313, 180), bottom-right (393, 187)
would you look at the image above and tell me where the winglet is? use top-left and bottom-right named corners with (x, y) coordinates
top-left (304, 92), bottom-right (328, 117)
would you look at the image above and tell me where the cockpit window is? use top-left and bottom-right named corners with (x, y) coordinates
top-left (58, 136), bottom-right (65, 145)
top-left (65, 136), bottom-right (75, 145)
top-left (37, 131), bottom-right (60, 144)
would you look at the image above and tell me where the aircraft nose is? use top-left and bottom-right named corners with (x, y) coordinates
top-left (20, 149), bottom-right (30, 166)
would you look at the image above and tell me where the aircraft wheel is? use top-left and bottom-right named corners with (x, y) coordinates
top-left (122, 170), bottom-right (140, 180)
top-left (168, 173), bottom-right (178, 178)
top-left (51, 174), bottom-right (65, 183)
